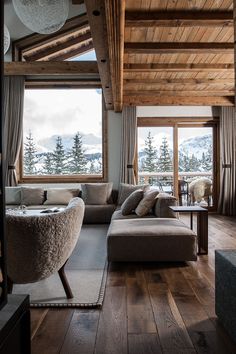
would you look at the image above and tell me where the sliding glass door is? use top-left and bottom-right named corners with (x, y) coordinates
top-left (137, 118), bottom-right (218, 209)
top-left (178, 127), bottom-right (213, 207)
top-left (138, 127), bottom-right (173, 193)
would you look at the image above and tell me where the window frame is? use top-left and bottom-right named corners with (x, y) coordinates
top-left (18, 85), bottom-right (108, 183)
top-left (137, 116), bottom-right (219, 211)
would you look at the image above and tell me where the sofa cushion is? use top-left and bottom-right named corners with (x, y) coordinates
top-left (135, 189), bottom-right (159, 217)
top-left (118, 183), bottom-right (149, 205)
top-left (121, 189), bottom-right (143, 215)
top-left (154, 193), bottom-right (177, 218)
top-left (44, 188), bottom-right (80, 205)
top-left (5, 187), bottom-right (21, 205)
top-left (81, 183), bottom-right (113, 205)
top-left (112, 208), bottom-right (154, 221)
top-left (21, 187), bottom-right (45, 206)
top-left (83, 204), bottom-right (116, 224)
top-left (107, 218), bottom-right (197, 262)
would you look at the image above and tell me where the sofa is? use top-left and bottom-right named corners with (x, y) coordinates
top-left (5, 182), bottom-right (198, 262)
top-left (5, 183), bottom-right (176, 224)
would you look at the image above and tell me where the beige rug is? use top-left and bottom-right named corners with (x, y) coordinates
top-left (13, 224), bottom-right (109, 308)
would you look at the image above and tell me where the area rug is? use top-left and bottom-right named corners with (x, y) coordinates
top-left (13, 224), bottom-right (109, 308)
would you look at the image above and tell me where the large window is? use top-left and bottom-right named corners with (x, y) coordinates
top-left (20, 88), bottom-right (106, 182)
top-left (137, 117), bottom-right (219, 209)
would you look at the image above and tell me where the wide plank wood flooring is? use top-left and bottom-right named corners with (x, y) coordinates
top-left (30, 214), bottom-right (236, 354)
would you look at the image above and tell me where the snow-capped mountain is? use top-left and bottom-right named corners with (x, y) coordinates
top-left (179, 134), bottom-right (212, 158)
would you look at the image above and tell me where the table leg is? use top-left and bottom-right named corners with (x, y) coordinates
top-left (190, 212), bottom-right (193, 230)
top-left (197, 211), bottom-right (208, 255)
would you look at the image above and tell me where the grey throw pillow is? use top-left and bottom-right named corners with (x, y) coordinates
top-left (121, 189), bottom-right (144, 215)
top-left (5, 186), bottom-right (21, 205)
top-left (44, 188), bottom-right (80, 205)
top-left (118, 183), bottom-right (149, 205)
top-left (21, 187), bottom-right (45, 206)
top-left (154, 193), bottom-right (177, 218)
top-left (81, 183), bottom-right (113, 205)
top-left (135, 189), bottom-right (159, 217)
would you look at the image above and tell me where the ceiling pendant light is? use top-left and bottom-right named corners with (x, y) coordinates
top-left (12, 0), bottom-right (69, 34)
top-left (4, 24), bottom-right (10, 54)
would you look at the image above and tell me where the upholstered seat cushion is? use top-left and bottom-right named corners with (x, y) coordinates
top-left (107, 218), bottom-right (197, 262)
top-left (111, 208), bottom-right (154, 221)
top-left (83, 204), bottom-right (116, 224)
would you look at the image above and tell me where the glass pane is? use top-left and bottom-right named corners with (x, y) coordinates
top-left (138, 127), bottom-right (173, 193)
top-left (23, 89), bottom-right (103, 176)
top-left (178, 127), bottom-right (213, 206)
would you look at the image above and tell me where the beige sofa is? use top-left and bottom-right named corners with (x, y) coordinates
top-left (5, 183), bottom-right (198, 262)
top-left (5, 184), bottom-right (176, 224)
top-left (5, 184), bottom-right (116, 224)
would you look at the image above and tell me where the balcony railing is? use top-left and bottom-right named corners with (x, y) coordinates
top-left (138, 171), bottom-right (213, 206)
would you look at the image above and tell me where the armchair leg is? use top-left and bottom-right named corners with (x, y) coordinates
top-left (58, 260), bottom-right (73, 299)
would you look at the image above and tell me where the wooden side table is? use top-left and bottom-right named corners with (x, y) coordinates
top-left (169, 206), bottom-right (208, 255)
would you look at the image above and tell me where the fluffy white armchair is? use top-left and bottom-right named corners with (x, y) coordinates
top-left (6, 197), bottom-right (85, 298)
top-left (189, 178), bottom-right (212, 204)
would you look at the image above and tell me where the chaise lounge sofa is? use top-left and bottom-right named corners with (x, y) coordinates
top-left (5, 182), bottom-right (198, 262)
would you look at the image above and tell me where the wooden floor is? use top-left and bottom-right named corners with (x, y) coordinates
top-left (30, 214), bottom-right (236, 354)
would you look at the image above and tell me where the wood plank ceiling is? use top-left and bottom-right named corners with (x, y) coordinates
top-left (9, 0), bottom-right (235, 111)
top-left (121, 0), bottom-right (234, 109)
top-left (12, 14), bottom-right (92, 61)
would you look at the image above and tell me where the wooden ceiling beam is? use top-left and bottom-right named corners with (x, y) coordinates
top-left (84, 0), bottom-right (114, 110)
top-left (24, 32), bottom-right (92, 61)
top-left (23, 26), bottom-right (90, 57)
top-left (124, 63), bottom-right (234, 72)
top-left (124, 90), bottom-right (235, 97)
top-left (124, 42), bottom-right (234, 54)
top-left (124, 78), bottom-right (234, 85)
top-left (26, 79), bottom-right (101, 89)
top-left (123, 96), bottom-right (234, 106)
top-left (125, 10), bottom-right (233, 27)
top-left (4, 61), bottom-right (99, 76)
top-left (13, 13), bottom-right (89, 61)
top-left (46, 43), bottom-right (94, 61)
top-left (105, 0), bottom-right (125, 112)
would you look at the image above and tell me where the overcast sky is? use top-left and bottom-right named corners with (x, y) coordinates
top-left (23, 89), bottom-right (102, 142)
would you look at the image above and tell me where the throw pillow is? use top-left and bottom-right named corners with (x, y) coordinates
top-left (81, 183), bottom-right (113, 205)
top-left (5, 186), bottom-right (21, 205)
top-left (44, 188), bottom-right (80, 205)
top-left (118, 183), bottom-right (149, 205)
top-left (135, 189), bottom-right (159, 217)
top-left (21, 187), bottom-right (45, 206)
top-left (154, 193), bottom-right (177, 218)
top-left (121, 189), bottom-right (144, 215)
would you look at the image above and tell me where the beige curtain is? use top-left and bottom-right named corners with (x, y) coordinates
top-left (120, 106), bottom-right (137, 184)
top-left (218, 106), bottom-right (236, 215)
top-left (4, 76), bottom-right (25, 186)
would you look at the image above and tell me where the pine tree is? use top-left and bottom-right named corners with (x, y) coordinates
top-left (53, 136), bottom-right (67, 174)
top-left (68, 132), bottom-right (87, 174)
top-left (189, 153), bottom-right (200, 172)
top-left (142, 131), bottom-right (158, 172)
top-left (24, 131), bottom-right (37, 175)
top-left (89, 160), bottom-right (97, 174)
top-left (43, 153), bottom-right (54, 174)
top-left (158, 136), bottom-right (172, 172)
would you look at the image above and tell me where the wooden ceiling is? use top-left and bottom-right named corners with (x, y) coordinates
top-left (8, 0), bottom-right (235, 111)
top-left (12, 13), bottom-right (93, 62)
top-left (120, 0), bottom-right (235, 109)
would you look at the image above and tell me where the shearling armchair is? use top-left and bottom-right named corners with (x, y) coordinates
top-left (6, 197), bottom-right (85, 299)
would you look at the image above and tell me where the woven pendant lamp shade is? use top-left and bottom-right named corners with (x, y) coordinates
top-left (12, 0), bottom-right (69, 34)
top-left (4, 24), bottom-right (10, 54)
